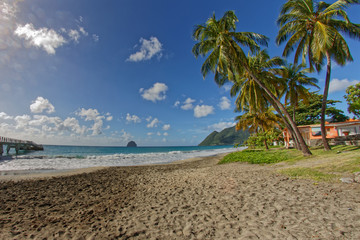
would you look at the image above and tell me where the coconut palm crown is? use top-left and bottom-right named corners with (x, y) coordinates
top-left (276, 0), bottom-right (360, 71)
top-left (192, 10), bottom-right (269, 86)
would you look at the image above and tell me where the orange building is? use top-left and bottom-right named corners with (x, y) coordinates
top-left (283, 119), bottom-right (360, 147)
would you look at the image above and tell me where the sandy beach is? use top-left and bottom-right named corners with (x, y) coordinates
top-left (1, 154), bottom-right (360, 239)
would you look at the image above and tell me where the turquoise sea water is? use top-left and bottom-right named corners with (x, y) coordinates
top-left (0, 145), bottom-right (242, 171)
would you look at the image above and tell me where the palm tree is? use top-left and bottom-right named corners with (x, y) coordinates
top-left (235, 107), bottom-right (281, 149)
top-left (277, 0), bottom-right (360, 150)
top-left (231, 50), bottom-right (283, 114)
top-left (274, 63), bottom-right (319, 121)
top-left (193, 12), bottom-right (312, 156)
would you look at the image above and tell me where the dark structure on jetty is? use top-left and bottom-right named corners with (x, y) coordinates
top-left (0, 136), bottom-right (43, 156)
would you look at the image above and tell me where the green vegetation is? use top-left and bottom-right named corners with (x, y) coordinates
top-left (286, 92), bottom-right (349, 125)
top-left (279, 168), bottom-right (336, 181)
top-left (198, 126), bottom-right (249, 146)
top-left (220, 145), bottom-right (360, 182)
top-left (193, 1), bottom-right (359, 155)
top-left (277, 0), bottom-right (360, 151)
top-left (344, 82), bottom-right (360, 118)
top-left (219, 149), bottom-right (294, 164)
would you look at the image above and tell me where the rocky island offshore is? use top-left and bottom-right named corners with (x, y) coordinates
top-left (126, 141), bottom-right (137, 147)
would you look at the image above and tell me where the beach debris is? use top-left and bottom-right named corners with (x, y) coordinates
top-left (340, 178), bottom-right (354, 184)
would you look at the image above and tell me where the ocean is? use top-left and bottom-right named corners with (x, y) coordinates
top-left (0, 145), bottom-right (243, 172)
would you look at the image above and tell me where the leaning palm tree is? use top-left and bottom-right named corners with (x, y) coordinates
top-left (231, 50), bottom-right (304, 150)
top-left (193, 12), bottom-right (312, 156)
top-left (277, 0), bottom-right (360, 150)
top-left (274, 63), bottom-right (319, 122)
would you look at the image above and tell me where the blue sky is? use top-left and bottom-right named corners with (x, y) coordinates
top-left (0, 0), bottom-right (359, 146)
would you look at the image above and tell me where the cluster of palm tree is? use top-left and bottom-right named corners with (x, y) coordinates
top-left (192, 0), bottom-right (359, 156)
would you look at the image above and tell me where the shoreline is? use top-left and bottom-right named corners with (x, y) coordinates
top-left (1, 153), bottom-right (359, 239)
top-left (0, 153), bottom-right (229, 182)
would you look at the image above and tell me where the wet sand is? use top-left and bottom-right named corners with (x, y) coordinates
top-left (0, 154), bottom-right (359, 239)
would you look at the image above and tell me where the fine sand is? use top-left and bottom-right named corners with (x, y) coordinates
top-left (0, 154), bottom-right (360, 239)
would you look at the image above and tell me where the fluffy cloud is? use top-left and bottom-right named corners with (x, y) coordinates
top-left (181, 98), bottom-right (196, 110)
top-left (140, 82), bottom-right (168, 102)
top-left (329, 78), bottom-right (360, 93)
top-left (0, 112), bottom-right (13, 120)
top-left (77, 108), bottom-right (103, 121)
top-left (14, 23), bottom-right (67, 55)
top-left (208, 121), bottom-right (236, 132)
top-left (219, 96), bottom-right (231, 110)
top-left (174, 101), bottom-right (180, 107)
top-left (147, 118), bottom-right (159, 128)
top-left (162, 124), bottom-right (170, 131)
top-left (127, 37), bottom-right (163, 62)
top-left (30, 97), bottom-right (55, 114)
top-left (77, 108), bottom-right (106, 135)
top-left (126, 113), bottom-right (141, 123)
top-left (194, 105), bottom-right (214, 118)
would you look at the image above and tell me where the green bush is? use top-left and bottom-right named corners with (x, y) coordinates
top-left (219, 149), bottom-right (291, 164)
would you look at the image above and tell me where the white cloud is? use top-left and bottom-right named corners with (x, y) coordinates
top-left (147, 132), bottom-right (154, 136)
top-left (219, 96), bottom-right (231, 110)
top-left (0, 2), bottom-right (16, 20)
top-left (222, 84), bottom-right (232, 92)
top-left (127, 36), bottom-right (163, 62)
top-left (0, 112), bottom-right (13, 120)
top-left (181, 98), bottom-right (195, 110)
top-left (106, 116), bottom-right (113, 121)
top-left (208, 121), bottom-right (236, 132)
top-left (194, 105), bottom-right (214, 118)
top-left (162, 124), bottom-right (170, 131)
top-left (77, 108), bottom-right (102, 121)
top-left (147, 118), bottom-right (159, 128)
top-left (140, 82), bottom-right (168, 102)
top-left (126, 113), bottom-right (141, 123)
top-left (92, 34), bottom-right (99, 42)
top-left (77, 108), bottom-right (105, 135)
top-left (30, 97), bottom-right (55, 114)
top-left (163, 132), bottom-right (169, 136)
top-left (174, 101), bottom-right (180, 107)
top-left (329, 78), bottom-right (360, 93)
top-left (14, 23), bottom-right (67, 55)
top-left (157, 132), bottom-right (161, 136)
top-left (79, 27), bottom-right (88, 36)
top-left (68, 29), bottom-right (80, 43)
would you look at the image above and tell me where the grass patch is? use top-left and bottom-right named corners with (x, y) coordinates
top-left (279, 167), bottom-right (337, 182)
top-left (219, 149), bottom-right (294, 164)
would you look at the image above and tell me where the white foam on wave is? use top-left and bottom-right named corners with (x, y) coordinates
top-left (0, 147), bottom-right (244, 171)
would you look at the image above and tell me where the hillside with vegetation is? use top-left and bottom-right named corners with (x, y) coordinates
top-left (198, 126), bottom-right (249, 146)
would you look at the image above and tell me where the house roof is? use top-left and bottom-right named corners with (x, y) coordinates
top-left (297, 120), bottom-right (360, 128)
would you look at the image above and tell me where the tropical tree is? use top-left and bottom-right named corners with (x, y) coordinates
top-left (277, 0), bottom-right (360, 150)
top-left (344, 82), bottom-right (360, 118)
top-left (273, 63), bottom-right (319, 121)
top-left (287, 92), bottom-right (349, 125)
top-left (235, 107), bottom-right (281, 149)
top-left (193, 11), bottom-right (312, 156)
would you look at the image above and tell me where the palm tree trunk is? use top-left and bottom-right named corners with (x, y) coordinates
top-left (321, 51), bottom-right (332, 151)
top-left (293, 105), bottom-right (296, 123)
top-left (264, 139), bottom-right (269, 150)
top-left (266, 96), bottom-right (301, 150)
top-left (247, 70), bottom-right (312, 156)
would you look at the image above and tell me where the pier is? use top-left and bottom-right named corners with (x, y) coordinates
top-left (0, 136), bottom-right (44, 156)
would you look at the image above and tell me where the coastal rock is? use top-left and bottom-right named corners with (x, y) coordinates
top-left (127, 141), bottom-right (137, 147)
